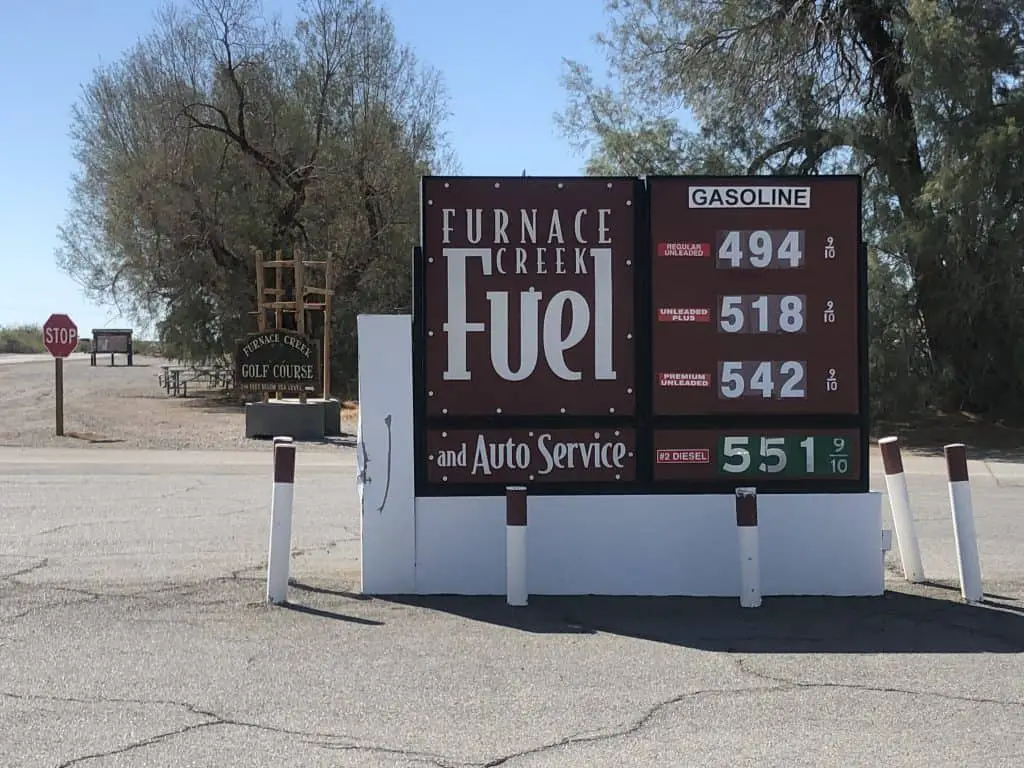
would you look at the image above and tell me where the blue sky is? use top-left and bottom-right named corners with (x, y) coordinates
top-left (0, 0), bottom-right (618, 336)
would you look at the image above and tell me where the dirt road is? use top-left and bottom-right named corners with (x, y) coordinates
top-left (0, 355), bottom-right (353, 451)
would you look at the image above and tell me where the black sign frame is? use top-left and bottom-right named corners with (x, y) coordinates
top-left (412, 174), bottom-right (869, 497)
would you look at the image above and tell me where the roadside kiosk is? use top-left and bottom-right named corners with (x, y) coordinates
top-left (90, 328), bottom-right (134, 367)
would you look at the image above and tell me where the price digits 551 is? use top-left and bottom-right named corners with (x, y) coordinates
top-left (718, 434), bottom-right (853, 476)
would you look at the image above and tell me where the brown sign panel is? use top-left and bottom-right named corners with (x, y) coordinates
top-left (649, 176), bottom-right (860, 415)
top-left (427, 427), bottom-right (637, 484)
top-left (653, 428), bottom-right (862, 482)
top-left (421, 177), bottom-right (637, 417)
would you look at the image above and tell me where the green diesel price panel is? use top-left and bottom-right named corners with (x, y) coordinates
top-left (648, 176), bottom-right (863, 416)
top-left (653, 428), bottom-right (861, 482)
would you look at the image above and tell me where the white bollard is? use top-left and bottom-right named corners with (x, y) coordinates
top-left (266, 437), bottom-right (296, 605)
top-left (736, 487), bottom-right (761, 608)
top-left (505, 486), bottom-right (528, 607)
top-left (944, 443), bottom-right (983, 604)
top-left (878, 436), bottom-right (925, 582)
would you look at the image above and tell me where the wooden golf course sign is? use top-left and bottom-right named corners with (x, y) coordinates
top-left (235, 330), bottom-right (320, 394)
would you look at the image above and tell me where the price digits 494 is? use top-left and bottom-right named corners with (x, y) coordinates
top-left (718, 434), bottom-right (854, 476)
top-left (717, 230), bottom-right (805, 269)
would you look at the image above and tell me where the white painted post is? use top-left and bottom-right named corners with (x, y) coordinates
top-left (506, 486), bottom-right (528, 607)
top-left (878, 436), bottom-right (925, 583)
top-left (267, 437), bottom-right (296, 605)
top-left (736, 487), bottom-right (761, 608)
top-left (357, 315), bottom-right (416, 595)
top-left (944, 443), bottom-right (983, 604)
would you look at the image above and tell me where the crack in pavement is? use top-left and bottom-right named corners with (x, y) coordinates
top-left (0, 685), bottom-right (792, 768)
top-left (0, 574), bottom-right (268, 622)
top-left (55, 721), bottom-right (222, 767)
top-left (291, 537), bottom-right (359, 557)
top-left (32, 524), bottom-right (79, 536)
top-left (0, 558), bottom-right (49, 582)
top-left (31, 506), bottom-right (253, 536)
top-left (4, 571), bottom-right (263, 598)
top-left (732, 657), bottom-right (1024, 709)
top-left (155, 481), bottom-right (206, 501)
top-left (6, 594), bottom-right (99, 621)
top-left (465, 686), bottom-right (788, 767)
top-left (305, 740), bottom-right (459, 767)
top-left (982, 460), bottom-right (1002, 487)
top-left (868, 599), bottom-right (1024, 650)
top-left (0, 690), bottom-right (460, 767)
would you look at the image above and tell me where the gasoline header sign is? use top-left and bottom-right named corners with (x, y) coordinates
top-left (235, 330), bottom-right (318, 392)
top-left (687, 185), bottom-right (812, 208)
top-left (421, 177), bottom-right (638, 418)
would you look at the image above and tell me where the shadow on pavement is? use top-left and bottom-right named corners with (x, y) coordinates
top-left (920, 579), bottom-right (1018, 602)
top-left (290, 580), bottom-right (372, 601)
top-left (280, 601), bottom-right (384, 626)
top-left (64, 431), bottom-right (126, 444)
top-left (380, 591), bottom-right (1024, 653)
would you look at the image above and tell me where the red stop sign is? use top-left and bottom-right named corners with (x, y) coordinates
top-left (43, 313), bottom-right (79, 358)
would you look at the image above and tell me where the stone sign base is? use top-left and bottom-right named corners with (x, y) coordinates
top-left (245, 397), bottom-right (342, 441)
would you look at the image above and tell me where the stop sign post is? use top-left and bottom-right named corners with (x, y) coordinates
top-left (42, 313), bottom-right (79, 436)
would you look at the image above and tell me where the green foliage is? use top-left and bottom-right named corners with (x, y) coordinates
top-left (0, 325), bottom-right (49, 354)
top-left (865, 250), bottom-right (939, 421)
top-left (57, 0), bottom-right (453, 394)
top-left (0, 325), bottom-right (162, 356)
top-left (559, 0), bottom-right (1024, 421)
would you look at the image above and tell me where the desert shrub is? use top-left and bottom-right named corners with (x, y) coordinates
top-left (0, 325), bottom-right (46, 354)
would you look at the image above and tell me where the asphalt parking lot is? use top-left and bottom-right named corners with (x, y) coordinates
top-left (1, 446), bottom-right (1021, 767)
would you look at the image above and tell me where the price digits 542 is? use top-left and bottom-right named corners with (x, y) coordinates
top-left (717, 230), bottom-right (805, 269)
top-left (718, 360), bottom-right (807, 399)
top-left (718, 434), bottom-right (853, 476)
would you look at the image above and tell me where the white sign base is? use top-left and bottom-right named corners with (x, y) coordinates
top-left (356, 314), bottom-right (884, 597)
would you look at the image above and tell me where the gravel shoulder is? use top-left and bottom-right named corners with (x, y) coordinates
top-left (3, 352), bottom-right (1019, 463)
top-left (0, 355), bottom-right (356, 451)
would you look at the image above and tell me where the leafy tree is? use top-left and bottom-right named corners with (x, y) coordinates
top-left (58, 0), bottom-right (454, 392)
top-left (560, 0), bottom-right (1024, 418)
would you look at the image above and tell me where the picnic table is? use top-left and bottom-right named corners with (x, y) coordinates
top-left (158, 364), bottom-right (235, 397)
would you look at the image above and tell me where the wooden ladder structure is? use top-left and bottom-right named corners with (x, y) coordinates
top-left (252, 247), bottom-right (335, 402)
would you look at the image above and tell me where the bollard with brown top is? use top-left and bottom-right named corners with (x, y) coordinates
top-left (267, 437), bottom-right (296, 605)
top-left (878, 436), bottom-right (925, 582)
top-left (505, 486), bottom-right (528, 606)
top-left (735, 487), bottom-right (761, 608)
top-left (944, 443), bottom-right (983, 603)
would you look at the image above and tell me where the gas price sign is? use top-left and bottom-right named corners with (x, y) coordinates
top-left (649, 177), bottom-right (862, 416)
top-left (653, 428), bottom-right (861, 483)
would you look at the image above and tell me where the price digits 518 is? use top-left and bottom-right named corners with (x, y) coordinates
top-left (719, 294), bottom-right (806, 334)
